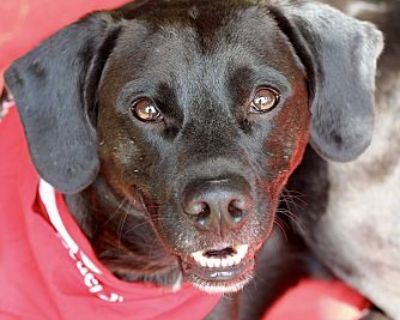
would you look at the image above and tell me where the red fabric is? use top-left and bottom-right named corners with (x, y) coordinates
top-left (0, 107), bottom-right (220, 320)
top-left (0, 0), bottom-right (128, 90)
top-left (263, 279), bottom-right (370, 320)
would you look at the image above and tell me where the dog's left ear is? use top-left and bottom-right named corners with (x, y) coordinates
top-left (270, 2), bottom-right (384, 161)
top-left (5, 13), bottom-right (121, 193)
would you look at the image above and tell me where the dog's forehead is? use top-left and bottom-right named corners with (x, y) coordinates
top-left (102, 2), bottom-right (301, 100)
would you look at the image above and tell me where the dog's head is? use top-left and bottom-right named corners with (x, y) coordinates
top-left (4, 0), bottom-right (382, 293)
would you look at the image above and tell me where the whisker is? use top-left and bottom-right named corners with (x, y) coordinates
top-left (103, 197), bottom-right (130, 225)
top-left (273, 217), bottom-right (288, 241)
top-left (277, 208), bottom-right (306, 235)
top-left (117, 210), bottom-right (130, 249)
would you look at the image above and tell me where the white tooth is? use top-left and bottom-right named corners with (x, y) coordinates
top-left (214, 258), bottom-right (221, 268)
top-left (192, 251), bottom-right (204, 262)
top-left (206, 259), bottom-right (215, 268)
top-left (199, 257), bottom-right (207, 267)
top-left (236, 245), bottom-right (248, 258)
top-left (221, 259), bottom-right (228, 268)
top-left (226, 257), bottom-right (234, 267)
top-left (233, 255), bottom-right (242, 265)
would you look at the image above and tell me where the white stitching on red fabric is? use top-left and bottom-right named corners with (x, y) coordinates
top-left (39, 179), bottom-right (124, 303)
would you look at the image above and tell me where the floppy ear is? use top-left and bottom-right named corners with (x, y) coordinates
top-left (5, 13), bottom-right (121, 193)
top-left (270, 2), bottom-right (384, 161)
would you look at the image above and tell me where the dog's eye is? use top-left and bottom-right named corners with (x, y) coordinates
top-left (131, 99), bottom-right (163, 122)
top-left (249, 87), bottom-right (280, 114)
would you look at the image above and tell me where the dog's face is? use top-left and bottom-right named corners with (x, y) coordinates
top-left (97, 4), bottom-right (309, 291)
top-left (5, 0), bottom-right (382, 293)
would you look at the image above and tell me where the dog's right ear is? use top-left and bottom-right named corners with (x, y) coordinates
top-left (5, 13), bottom-right (121, 194)
top-left (269, 2), bottom-right (383, 162)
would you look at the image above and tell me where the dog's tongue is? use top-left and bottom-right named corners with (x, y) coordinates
top-left (262, 279), bottom-right (370, 320)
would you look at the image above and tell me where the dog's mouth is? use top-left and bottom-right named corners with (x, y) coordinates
top-left (181, 244), bottom-right (254, 293)
top-left (141, 198), bottom-right (258, 293)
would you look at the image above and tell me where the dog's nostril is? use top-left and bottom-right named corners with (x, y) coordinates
top-left (228, 199), bottom-right (246, 224)
top-left (195, 203), bottom-right (211, 226)
top-left (188, 202), bottom-right (209, 216)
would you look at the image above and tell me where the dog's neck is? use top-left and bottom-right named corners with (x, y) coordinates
top-left (65, 177), bottom-right (182, 288)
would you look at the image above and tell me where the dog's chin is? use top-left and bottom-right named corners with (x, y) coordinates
top-left (180, 244), bottom-right (255, 294)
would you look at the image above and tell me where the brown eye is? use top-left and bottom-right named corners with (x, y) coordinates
top-left (249, 87), bottom-right (280, 114)
top-left (131, 99), bottom-right (163, 122)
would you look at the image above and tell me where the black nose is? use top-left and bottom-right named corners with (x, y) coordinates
top-left (182, 177), bottom-right (252, 234)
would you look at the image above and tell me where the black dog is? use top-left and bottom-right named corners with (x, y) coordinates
top-left (4, 0), bottom-right (382, 318)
